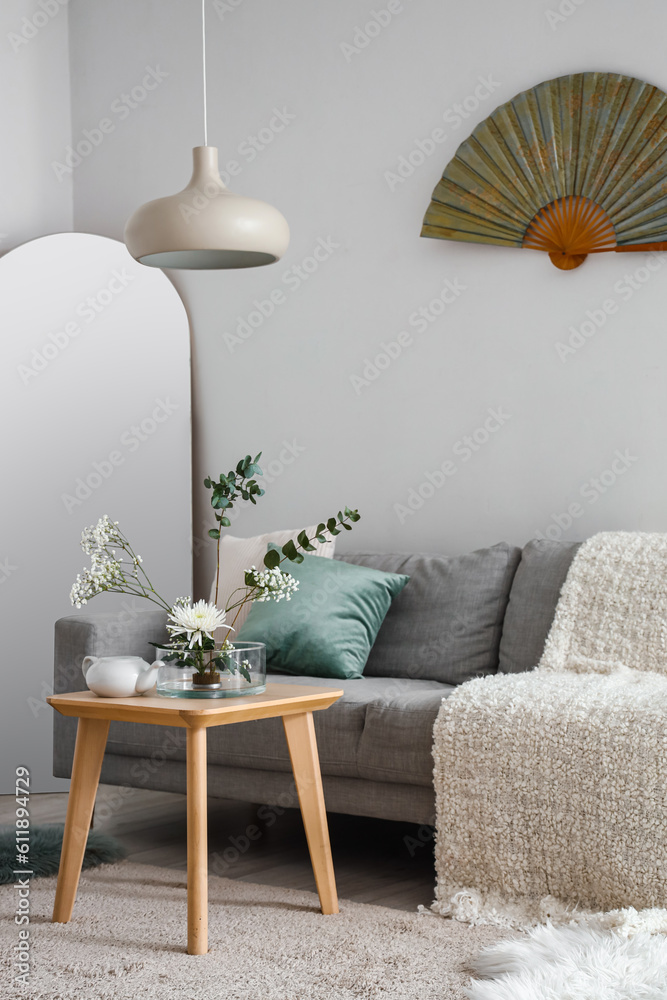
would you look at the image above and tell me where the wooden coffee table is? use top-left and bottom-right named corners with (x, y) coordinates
top-left (48, 683), bottom-right (343, 954)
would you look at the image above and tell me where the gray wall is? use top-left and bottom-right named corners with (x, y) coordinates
top-left (66, 0), bottom-right (667, 602)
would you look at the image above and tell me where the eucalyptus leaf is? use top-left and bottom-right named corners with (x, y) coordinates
top-left (282, 540), bottom-right (299, 561)
top-left (264, 548), bottom-right (281, 569)
top-left (297, 530), bottom-right (316, 552)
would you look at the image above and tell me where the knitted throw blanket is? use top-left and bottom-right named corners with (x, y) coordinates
top-left (431, 532), bottom-right (667, 931)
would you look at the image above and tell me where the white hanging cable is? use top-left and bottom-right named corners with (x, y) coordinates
top-left (202, 0), bottom-right (208, 145)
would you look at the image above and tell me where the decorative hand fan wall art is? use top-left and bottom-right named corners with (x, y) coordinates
top-left (421, 72), bottom-right (667, 270)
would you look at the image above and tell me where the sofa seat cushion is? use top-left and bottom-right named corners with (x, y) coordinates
top-left (354, 681), bottom-right (453, 786)
top-left (104, 674), bottom-right (453, 787)
top-left (338, 544), bottom-right (521, 684)
top-left (499, 540), bottom-right (580, 674)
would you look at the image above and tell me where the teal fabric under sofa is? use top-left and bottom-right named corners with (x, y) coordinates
top-left (52, 540), bottom-right (579, 825)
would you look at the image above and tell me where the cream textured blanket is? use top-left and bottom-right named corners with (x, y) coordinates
top-left (431, 531), bottom-right (667, 931)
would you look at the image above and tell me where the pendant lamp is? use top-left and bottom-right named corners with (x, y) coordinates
top-left (124, 1), bottom-right (289, 270)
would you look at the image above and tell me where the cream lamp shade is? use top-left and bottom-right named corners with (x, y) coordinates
top-left (124, 145), bottom-right (290, 270)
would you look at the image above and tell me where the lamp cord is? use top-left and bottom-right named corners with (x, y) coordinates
top-left (202, 0), bottom-right (208, 146)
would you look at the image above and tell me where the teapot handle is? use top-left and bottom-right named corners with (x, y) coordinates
top-left (82, 655), bottom-right (97, 679)
top-left (135, 659), bottom-right (165, 695)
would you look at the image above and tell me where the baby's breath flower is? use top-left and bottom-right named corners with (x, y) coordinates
top-left (70, 516), bottom-right (163, 611)
top-left (244, 566), bottom-right (299, 604)
top-left (80, 515), bottom-right (122, 555)
top-left (70, 553), bottom-right (124, 607)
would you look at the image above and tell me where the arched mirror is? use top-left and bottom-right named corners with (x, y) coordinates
top-left (0, 233), bottom-right (192, 791)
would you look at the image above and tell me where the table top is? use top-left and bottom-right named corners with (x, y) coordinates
top-left (47, 683), bottom-right (344, 729)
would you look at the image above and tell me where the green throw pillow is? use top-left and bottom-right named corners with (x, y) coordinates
top-left (236, 548), bottom-right (410, 679)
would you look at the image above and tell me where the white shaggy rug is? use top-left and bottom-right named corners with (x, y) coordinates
top-left (467, 923), bottom-right (667, 1000)
top-left (0, 861), bottom-right (506, 999)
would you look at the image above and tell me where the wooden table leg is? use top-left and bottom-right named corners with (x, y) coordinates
top-left (283, 711), bottom-right (339, 914)
top-left (53, 717), bottom-right (110, 923)
top-left (186, 726), bottom-right (208, 954)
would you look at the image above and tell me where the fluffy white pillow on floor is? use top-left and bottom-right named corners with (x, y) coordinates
top-left (209, 527), bottom-right (336, 631)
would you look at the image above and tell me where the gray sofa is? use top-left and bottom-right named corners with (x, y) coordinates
top-left (53, 539), bottom-right (579, 826)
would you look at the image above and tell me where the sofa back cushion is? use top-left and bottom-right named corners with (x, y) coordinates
top-left (498, 539), bottom-right (580, 674)
top-left (337, 543), bottom-right (521, 684)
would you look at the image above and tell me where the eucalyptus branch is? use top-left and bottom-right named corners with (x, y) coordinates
top-left (201, 453), bottom-right (361, 631)
top-left (205, 452), bottom-right (265, 610)
top-left (262, 507), bottom-right (361, 571)
top-left (214, 531), bottom-right (222, 608)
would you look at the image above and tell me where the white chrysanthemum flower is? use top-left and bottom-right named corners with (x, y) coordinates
top-left (167, 599), bottom-right (229, 648)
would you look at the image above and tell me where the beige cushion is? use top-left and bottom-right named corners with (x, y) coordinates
top-left (209, 527), bottom-right (336, 631)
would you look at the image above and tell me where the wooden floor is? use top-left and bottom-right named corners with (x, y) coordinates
top-left (0, 786), bottom-right (436, 912)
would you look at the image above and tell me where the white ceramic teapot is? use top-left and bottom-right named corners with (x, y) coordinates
top-left (82, 655), bottom-right (164, 698)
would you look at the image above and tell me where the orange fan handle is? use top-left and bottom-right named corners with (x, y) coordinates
top-left (524, 196), bottom-right (667, 268)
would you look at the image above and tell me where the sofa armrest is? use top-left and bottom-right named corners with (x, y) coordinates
top-left (53, 608), bottom-right (169, 780)
top-left (54, 608), bottom-right (169, 694)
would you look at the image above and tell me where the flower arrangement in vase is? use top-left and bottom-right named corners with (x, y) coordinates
top-left (70, 452), bottom-right (360, 697)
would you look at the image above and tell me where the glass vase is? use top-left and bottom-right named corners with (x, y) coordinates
top-left (155, 642), bottom-right (266, 699)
